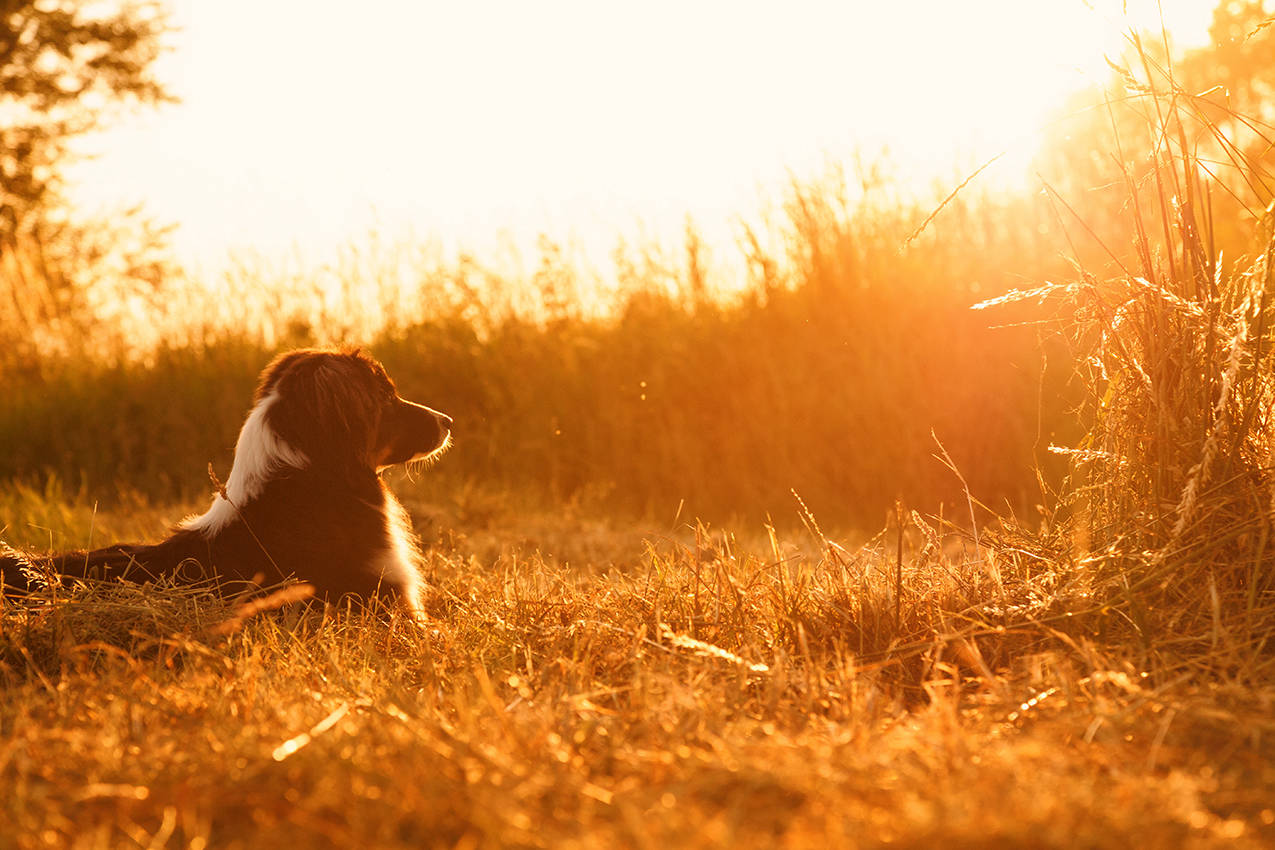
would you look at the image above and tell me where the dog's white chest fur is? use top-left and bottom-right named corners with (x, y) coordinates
top-left (182, 392), bottom-right (307, 536)
top-left (377, 489), bottom-right (424, 614)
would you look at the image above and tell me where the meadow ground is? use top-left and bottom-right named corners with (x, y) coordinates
top-left (2, 483), bottom-right (1273, 849)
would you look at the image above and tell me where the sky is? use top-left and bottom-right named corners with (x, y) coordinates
top-left (65, 0), bottom-right (1219, 274)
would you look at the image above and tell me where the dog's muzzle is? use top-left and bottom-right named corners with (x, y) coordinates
top-left (379, 398), bottom-right (452, 467)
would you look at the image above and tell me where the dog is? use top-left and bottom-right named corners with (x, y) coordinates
top-left (0, 348), bottom-right (451, 616)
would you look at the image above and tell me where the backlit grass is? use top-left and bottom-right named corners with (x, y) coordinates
top-left (2, 492), bottom-right (1272, 849)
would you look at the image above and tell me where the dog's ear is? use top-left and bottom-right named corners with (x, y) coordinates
top-left (266, 354), bottom-right (382, 475)
top-left (310, 358), bottom-right (381, 459)
top-left (256, 349), bottom-right (316, 403)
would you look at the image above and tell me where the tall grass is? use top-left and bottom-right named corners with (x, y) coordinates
top-left (981, 39), bottom-right (1275, 676)
top-left (0, 165), bottom-right (1075, 525)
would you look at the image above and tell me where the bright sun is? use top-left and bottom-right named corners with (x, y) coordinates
top-left (66, 0), bottom-right (1217, 272)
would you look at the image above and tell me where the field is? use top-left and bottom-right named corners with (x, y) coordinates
top-left (4, 46), bottom-right (1275, 850)
top-left (2, 489), bottom-right (1272, 849)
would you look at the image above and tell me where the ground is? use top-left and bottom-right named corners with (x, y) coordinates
top-left (1, 485), bottom-right (1272, 849)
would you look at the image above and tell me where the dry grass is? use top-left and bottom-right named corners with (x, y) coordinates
top-left (2, 493), bottom-right (1273, 850)
top-left (974, 38), bottom-right (1275, 680)
top-left (0, 162), bottom-right (1069, 526)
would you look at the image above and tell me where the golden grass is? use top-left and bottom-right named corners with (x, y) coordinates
top-left (2, 492), bottom-right (1272, 849)
top-left (0, 161), bottom-right (1071, 525)
top-left (974, 39), bottom-right (1275, 679)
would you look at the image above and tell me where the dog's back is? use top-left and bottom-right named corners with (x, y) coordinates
top-left (3, 473), bottom-right (413, 603)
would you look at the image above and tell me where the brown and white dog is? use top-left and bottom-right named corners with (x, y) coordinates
top-left (0, 348), bottom-right (451, 615)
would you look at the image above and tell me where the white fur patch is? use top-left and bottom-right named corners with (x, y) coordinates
top-left (181, 392), bottom-right (308, 537)
top-left (375, 490), bottom-right (424, 616)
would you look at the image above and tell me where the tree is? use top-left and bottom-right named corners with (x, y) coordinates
top-left (1187, 0), bottom-right (1275, 122)
top-left (1032, 0), bottom-right (1275, 271)
top-left (0, 0), bottom-right (173, 243)
top-left (0, 1), bottom-right (175, 372)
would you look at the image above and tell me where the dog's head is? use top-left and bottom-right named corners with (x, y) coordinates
top-left (256, 348), bottom-right (452, 476)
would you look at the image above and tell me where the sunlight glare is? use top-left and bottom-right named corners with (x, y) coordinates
top-left (65, 0), bottom-right (1218, 273)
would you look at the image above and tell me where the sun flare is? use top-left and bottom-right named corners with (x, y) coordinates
top-left (66, 0), bottom-right (1216, 271)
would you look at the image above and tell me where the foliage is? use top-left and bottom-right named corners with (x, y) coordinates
top-left (1189, 0), bottom-right (1275, 124)
top-left (0, 1), bottom-right (177, 376)
top-left (1035, 1), bottom-right (1275, 268)
top-left (0, 0), bottom-right (172, 241)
